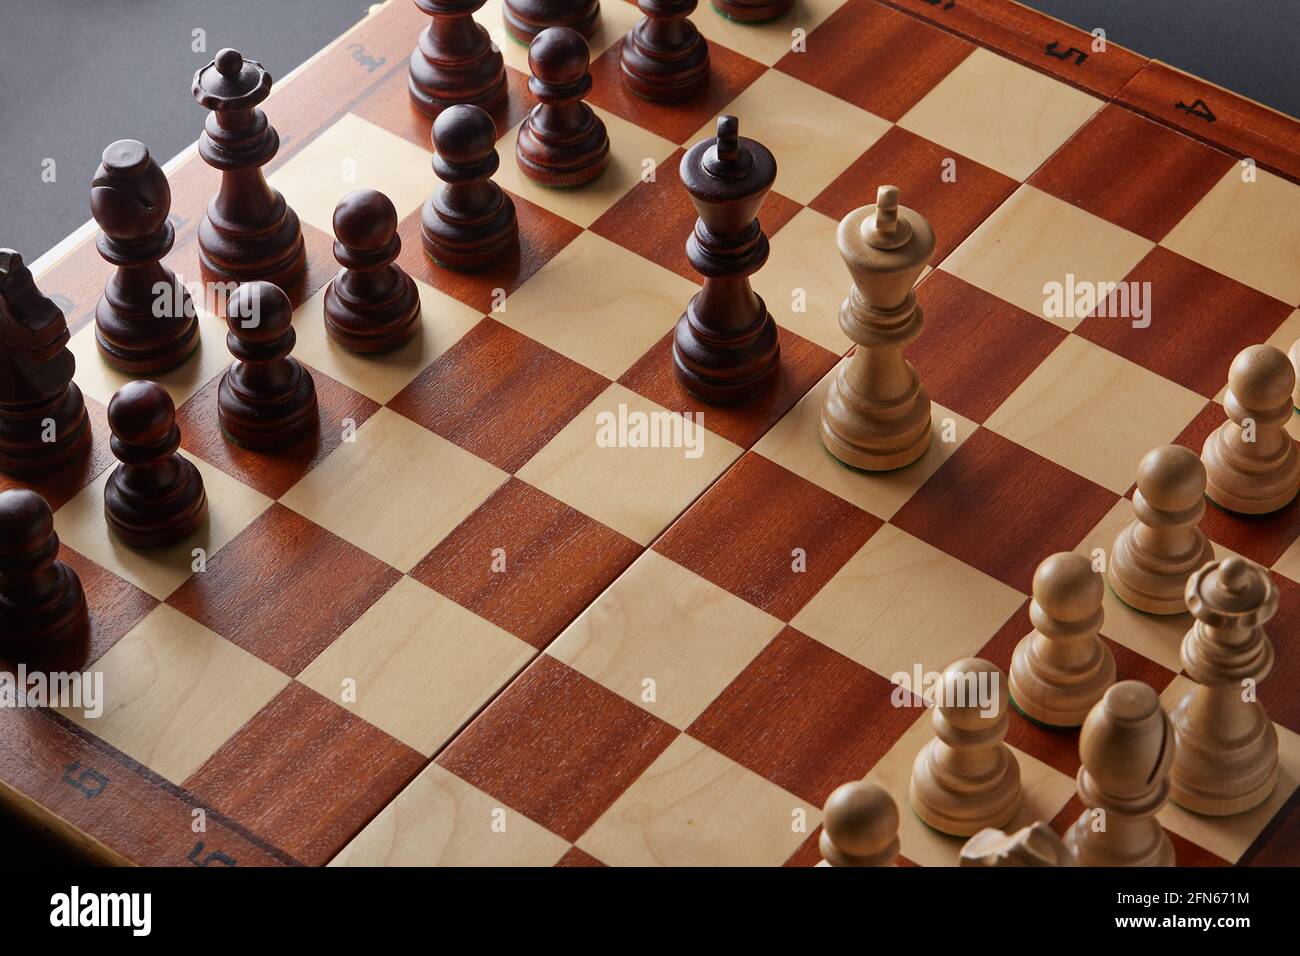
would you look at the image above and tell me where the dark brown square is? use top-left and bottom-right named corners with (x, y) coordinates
top-left (387, 318), bottom-right (609, 473)
top-left (62, 545), bottom-right (159, 668)
top-left (655, 453), bottom-right (881, 620)
top-left (1076, 246), bottom-right (1295, 398)
top-left (437, 655), bottom-right (678, 842)
top-left (167, 504), bottom-right (403, 675)
top-left (810, 126), bottom-right (1018, 263)
top-left (411, 478), bottom-right (641, 649)
top-left (1262, 572), bottom-right (1300, 736)
top-left (892, 429), bottom-right (1119, 593)
top-left (183, 682), bottom-right (425, 866)
top-left (1029, 104), bottom-right (1237, 242)
top-left (688, 626), bottom-right (926, 806)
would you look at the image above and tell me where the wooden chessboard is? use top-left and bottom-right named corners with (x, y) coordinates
top-left (3, 0), bottom-right (1299, 867)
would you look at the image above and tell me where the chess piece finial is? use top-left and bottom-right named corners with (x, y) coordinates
top-left (408, 0), bottom-right (508, 118)
top-left (515, 27), bottom-right (610, 186)
top-left (421, 105), bottom-right (519, 270)
top-left (1170, 557), bottom-right (1279, 815)
top-left (960, 822), bottom-right (1075, 867)
top-left (504, 0), bottom-right (601, 45)
top-left (1065, 681), bottom-right (1175, 867)
top-left (1201, 344), bottom-right (1300, 514)
top-left (324, 189), bottom-right (422, 352)
top-left (817, 780), bottom-right (899, 867)
top-left (0, 488), bottom-right (90, 655)
top-left (105, 381), bottom-right (208, 548)
top-left (1010, 552), bottom-right (1115, 727)
top-left (909, 658), bottom-right (1021, 836)
top-left (620, 0), bottom-right (709, 102)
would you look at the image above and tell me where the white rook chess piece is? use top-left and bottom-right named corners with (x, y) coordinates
top-left (817, 780), bottom-right (899, 867)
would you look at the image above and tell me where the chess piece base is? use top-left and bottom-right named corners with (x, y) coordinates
top-left (323, 271), bottom-right (422, 354)
top-left (908, 743), bottom-right (1021, 837)
top-left (1108, 528), bottom-right (1215, 615)
top-left (711, 0), bottom-right (793, 21)
top-left (1170, 698), bottom-right (1279, 816)
top-left (1202, 427), bottom-right (1300, 515)
top-left (671, 293), bottom-right (781, 405)
top-left (1009, 638), bottom-right (1116, 728)
top-left (820, 358), bottom-right (932, 471)
top-left (407, 22), bottom-right (509, 119)
top-left (420, 195), bottom-right (520, 271)
top-left (620, 28), bottom-right (710, 102)
top-left (197, 207), bottom-right (307, 293)
top-left (515, 114), bottom-right (610, 187)
top-left (217, 360), bottom-right (319, 451)
top-left (0, 564), bottom-right (89, 654)
top-left (503, 0), bottom-right (600, 44)
top-left (0, 386), bottom-right (92, 478)
top-left (1064, 816), bottom-right (1175, 867)
top-left (104, 459), bottom-right (209, 549)
top-left (94, 300), bottom-right (201, 375)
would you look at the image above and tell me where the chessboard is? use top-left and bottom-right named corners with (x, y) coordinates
top-left (2, 0), bottom-right (1299, 868)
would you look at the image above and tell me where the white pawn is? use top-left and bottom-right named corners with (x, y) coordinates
top-left (817, 780), bottom-right (899, 867)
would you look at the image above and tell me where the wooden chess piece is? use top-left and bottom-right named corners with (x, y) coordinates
top-left (91, 140), bottom-right (200, 374)
top-left (909, 658), bottom-right (1021, 837)
top-left (104, 381), bottom-right (208, 548)
top-left (712, 0), bottom-right (793, 23)
top-left (324, 190), bottom-right (422, 352)
top-left (409, 0), bottom-right (508, 119)
top-left (620, 0), bottom-right (710, 102)
top-left (192, 49), bottom-right (306, 291)
top-left (421, 104), bottom-right (519, 270)
top-left (1290, 338), bottom-right (1300, 410)
top-left (1170, 557), bottom-right (1279, 816)
top-left (0, 489), bottom-right (89, 656)
top-left (0, 250), bottom-right (92, 477)
top-left (959, 822), bottom-right (1074, 867)
top-left (672, 115), bottom-right (780, 404)
top-left (503, 0), bottom-right (601, 45)
top-left (218, 281), bottom-right (318, 450)
top-left (816, 780), bottom-right (899, 867)
top-left (1201, 344), bottom-right (1300, 514)
top-left (515, 27), bottom-right (610, 187)
top-left (820, 186), bottom-right (934, 471)
top-left (1109, 445), bottom-right (1215, 614)
top-left (1064, 681), bottom-right (1175, 867)
top-left (1010, 552), bottom-right (1116, 727)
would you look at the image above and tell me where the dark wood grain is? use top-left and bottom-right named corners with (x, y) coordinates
top-left (1240, 788), bottom-right (1300, 866)
top-left (59, 545), bottom-right (159, 669)
top-left (0, 395), bottom-right (112, 512)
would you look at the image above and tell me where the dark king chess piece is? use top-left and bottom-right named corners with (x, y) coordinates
top-left (620, 0), bottom-right (710, 102)
top-left (0, 489), bottom-right (90, 656)
top-left (192, 49), bottom-right (306, 291)
top-left (91, 139), bottom-right (200, 374)
top-left (408, 0), bottom-right (508, 119)
top-left (0, 250), bottom-right (92, 477)
top-left (672, 115), bottom-right (780, 404)
top-left (503, 0), bottom-right (601, 45)
top-left (515, 27), bottom-right (610, 187)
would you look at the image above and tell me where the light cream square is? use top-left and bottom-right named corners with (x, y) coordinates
top-left (759, 206), bottom-right (852, 352)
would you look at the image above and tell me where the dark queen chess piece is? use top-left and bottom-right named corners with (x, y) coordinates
top-left (0, 489), bottom-right (90, 656)
top-left (503, 0), bottom-right (601, 45)
top-left (324, 189), bottom-right (422, 352)
top-left (421, 105), bottom-right (519, 270)
top-left (0, 250), bottom-right (92, 477)
top-left (104, 381), bottom-right (208, 548)
top-left (218, 281), bottom-right (318, 450)
top-left (515, 27), bottom-right (610, 187)
top-left (192, 49), bottom-right (306, 291)
top-left (620, 0), bottom-right (710, 102)
top-left (408, 0), bottom-right (509, 119)
top-left (91, 139), bottom-right (200, 374)
top-left (672, 115), bottom-right (780, 404)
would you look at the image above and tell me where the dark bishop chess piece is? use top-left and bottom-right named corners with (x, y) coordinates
top-left (620, 0), bottom-right (710, 102)
top-left (0, 489), bottom-right (90, 657)
top-left (219, 281), bottom-right (318, 450)
top-left (408, 0), bottom-right (508, 119)
top-left (503, 0), bottom-right (601, 45)
top-left (91, 139), bottom-right (200, 374)
top-left (324, 189), bottom-right (422, 352)
top-left (516, 27), bottom-right (610, 187)
top-left (421, 104), bottom-right (519, 270)
top-left (104, 380), bottom-right (208, 548)
top-left (672, 115), bottom-right (780, 404)
top-left (192, 49), bottom-right (306, 290)
top-left (712, 0), bottom-right (792, 22)
top-left (0, 250), bottom-right (91, 477)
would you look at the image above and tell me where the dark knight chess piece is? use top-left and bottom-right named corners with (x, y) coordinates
top-left (0, 489), bottom-right (89, 656)
top-left (672, 115), bottom-right (780, 404)
top-left (503, 0), bottom-right (601, 45)
top-left (620, 0), bottom-right (710, 102)
top-left (421, 104), bottom-right (519, 270)
top-left (712, 0), bottom-right (793, 23)
top-left (408, 0), bottom-right (509, 119)
top-left (192, 49), bottom-right (306, 291)
top-left (515, 27), bottom-right (610, 187)
top-left (218, 281), bottom-right (318, 450)
top-left (91, 139), bottom-right (200, 374)
top-left (324, 189), bottom-right (422, 352)
top-left (104, 380), bottom-right (208, 548)
top-left (0, 250), bottom-right (92, 477)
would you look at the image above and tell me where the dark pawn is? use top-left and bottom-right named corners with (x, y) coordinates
top-left (324, 190), bottom-right (422, 352)
top-left (92, 140), bottom-right (200, 374)
top-left (713, 0), bottom-right (792, 22)
top-left (218, 281), bottom-right (318, 450)
top-left (0, 250), bottom-right (92, 477)
top-left (105, 381), bottom-right (208, 549)
top-left (421, 105), bottom-right (519, 270)
top-left (503, 0), bottom-right (600, 45)
top-left (0, 489), bottom-right (89, 656)
top-left (621, 0), bottom-right (709, 102)
top-left (193, 49), bottom-right (306, 290)
top-left (516, 27), bottom-right (609, 187)
top-left (409, 0), bottom-right (508, 119)
top-left (673, 115), bottom-right (780, 405)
